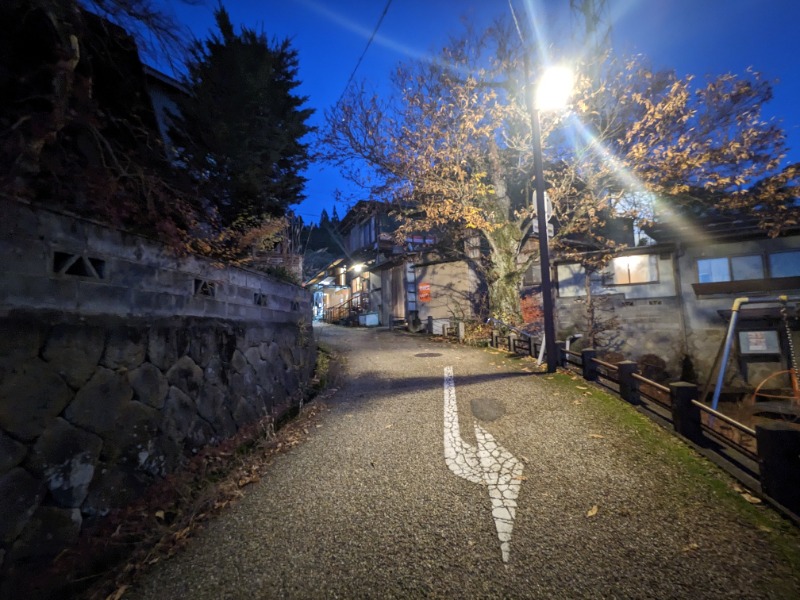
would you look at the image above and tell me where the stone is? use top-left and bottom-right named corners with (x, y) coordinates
top-left (0, 468), bottom-right (45, 545)
top-left (0, 358), bottom-right (72, 441)
top-left (0, 318), bottom-right (43, 363)
top-left (101, 328), bottom-right (146, 371)
top-left (162, 384), bottom-right (214, 449)
top-left (128, 363), bottom-right (168, 409)
top-left (0, 430), bottom-right (27, 473)
top-left (82, 465), bottom-right (150, 516)
top-left (65, 368), bottom-right (133, 436)
top-left (196, 382), bottom-right (237, 439)
top-left (244, 346), bottom-right (262, 369)
top-left (230, 395), bottom-right (263, 428)
top-left (187, 329), bottom-right (220, 368)
top-left (41, 324), bottom-right (104, 388)
top-left (162, 386), bottom-right (197, 446)
top-left (28, 418), bottom-right (102, 508)
top-left (230, 349), bottom-right (248, 374)
top-left (166, 355), bottom-right (204, 397)
top-left (98, 400), bottom-right (161, 466)
top-left (9, 506), bottom-right (81, 560)
top-left (147, 328), bottom-right (188, 372)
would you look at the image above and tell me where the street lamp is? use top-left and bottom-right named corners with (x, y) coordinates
top-left (530, 65), bottom-right (573, 373)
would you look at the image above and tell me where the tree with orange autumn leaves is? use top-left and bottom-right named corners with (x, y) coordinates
top-left (321, 17), bottom-right (799, 326)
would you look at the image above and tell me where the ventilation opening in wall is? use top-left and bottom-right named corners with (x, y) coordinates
top-left (52, 251), bottom-right (106, 279)
top-left (254, 292), bottom-right (267, 306)
top-left (194, 279), bottom-right (216, 297)
top-left (290, 300), bottom-right (300, 311)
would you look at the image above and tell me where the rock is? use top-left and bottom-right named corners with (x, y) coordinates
top-left (0, 358), bottom-right (72, 441)
top-left (128, 363), bottom-right (168, 409)
top-left (101, 328), bottom-right (146, 370)
top-left (83, 465), bottom-right (151, 516)
top-left (28, 418), bottom-right (102, 508)
top-left (231, 349), bottom-right (248, 374)
top-left (0, 319), bottom-right (44, 367)
top-left (163, 386), bottom-right (214, 448)
top-left (9, 506), bottom-right (81, 560)
top-left (147, 328), bottom-right (188, 372)
top-left (166, 356), bottom-right (203, 397)
top-left (187, 329), bottom-right (220, 368)
top-left (101, 401), bottom-right (161, 465)
top-left (65, 368), bottom-right (133, 436)
top-left (196, 382), bottom-right (237, 439)
top-left (244, 346), bottom-right (262, 369)
top-left (0, 468), bottom-right (45, 545)
top-left (41, 324), bottom-right (104, 388)
top-left (0, 430), bottom-right (28, 473)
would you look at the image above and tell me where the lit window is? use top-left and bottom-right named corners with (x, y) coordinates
top-left (769, 251), bottom-right (800, 278)
top-left (611, 255), bottom-right (658, 284)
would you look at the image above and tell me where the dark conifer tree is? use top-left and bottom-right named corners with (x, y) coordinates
top-left (171, 6), bottom-right (314, 231)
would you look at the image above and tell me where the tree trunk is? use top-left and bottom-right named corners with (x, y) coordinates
top-left (485, 228), bottom-right (525, 324)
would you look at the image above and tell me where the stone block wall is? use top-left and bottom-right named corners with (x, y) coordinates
top-left (0, 313), bottom-right (315, 574)
top-left (0, 198), bottom-right (316, 580)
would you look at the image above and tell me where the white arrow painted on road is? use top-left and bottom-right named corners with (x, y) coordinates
top-left (443, 366), bottom-right (524, 563)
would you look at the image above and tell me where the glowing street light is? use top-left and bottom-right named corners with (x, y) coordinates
top-left (531, 65), bottom-right (573, 373)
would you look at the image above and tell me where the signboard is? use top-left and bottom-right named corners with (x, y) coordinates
top-left (418, 282), bottom-right (431, 303)
top-left (738, 330), bottom-right (780, 355)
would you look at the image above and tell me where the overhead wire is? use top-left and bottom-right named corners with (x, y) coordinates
top-left (334, 0), bottom-right (393, 110)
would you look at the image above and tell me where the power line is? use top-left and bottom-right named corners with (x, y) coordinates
top-left (334, 0), bottom-right (393, 109)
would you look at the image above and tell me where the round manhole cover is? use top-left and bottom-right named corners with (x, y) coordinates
top-left (470, 397), bottom-right (506, 422)
top-left (414, 352), bottom-right (442, 357)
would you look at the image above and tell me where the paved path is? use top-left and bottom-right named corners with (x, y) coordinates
top-left (128, 324), bottom-right (800, 599)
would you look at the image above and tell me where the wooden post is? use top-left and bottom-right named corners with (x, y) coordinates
top-left (491, 330), bottom-right (499, 348)
top-left (581, 348), bottom-right (598, 381)
top-left (756, 423), bottom-right (800, 515)
top-left (427, 316), bottom-right (433, 334)
top-left (555, 341), bottom-right (566, 367)
top-left (508, 333), bottom-right (518, 354)
top-left (670, 382), bottom-right (703, 445)
top-left (617, 361), bottom-right (640, 405)
top-left (457, 321), bottom-right (465, 343)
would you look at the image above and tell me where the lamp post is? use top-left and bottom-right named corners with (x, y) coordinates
top-left (529, 66), bottom-right (573, 373)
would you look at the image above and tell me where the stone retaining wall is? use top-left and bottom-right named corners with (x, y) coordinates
top-left (0, 199), bottom-right (315, 580)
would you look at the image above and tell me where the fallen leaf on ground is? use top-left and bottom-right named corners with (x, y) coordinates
top-left (732, 484), bottom-right (744, 493)
top-left (154, 510), bottom-right (165, 520)
top-left (741, 492), bottom-right (762, 504)
top-left (513, 475), bottom-right (528, 481)
top-left (682, 543), bottom-right (700, 552)
top-left (546, 376), bottom-right (554, 380)
top-left (576, 386), bottom-right (588, 390)
top-left (521, 456), bottom-right (530, 463)
top-left (584, 392), bottom-right (592, 396)
top-left (385, 424), bottom-right (393, 429)
top-left (588, 433), bottom-right (605, 439)
top-left (586, 505), bottom-right (599, 518)
top-left (573, 400), bottom-right (582, 405)
top-left (758, 525), bottom-right (773, 533)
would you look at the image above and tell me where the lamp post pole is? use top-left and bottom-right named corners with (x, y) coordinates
top-left (530, 107), bottom-right (559, 373)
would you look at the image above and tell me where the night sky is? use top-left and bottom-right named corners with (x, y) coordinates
top-left (153, 0), bottom-right (800, 223)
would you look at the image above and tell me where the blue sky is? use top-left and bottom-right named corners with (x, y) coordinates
top-left (154, 0), bottom-right (800, 224)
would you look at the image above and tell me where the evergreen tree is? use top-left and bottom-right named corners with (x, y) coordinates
top-left (171, 6), bottom-right (314, 232)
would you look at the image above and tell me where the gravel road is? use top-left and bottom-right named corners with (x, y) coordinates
top-left (127, 324), bottom-right (800, 599)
